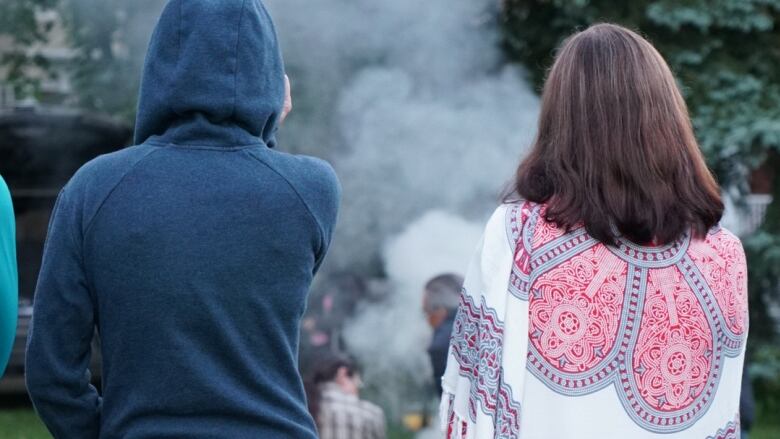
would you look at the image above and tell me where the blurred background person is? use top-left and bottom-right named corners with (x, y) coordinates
top-left (423, 274), bottom-right (463, 396)
top-left (0, 175), bottom-right (17, 376)
top-left (305, 353), bottom-right (386, 439)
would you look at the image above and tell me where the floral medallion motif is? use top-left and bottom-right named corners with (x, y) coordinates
top-left (520, 210), bottom-right (747, 433)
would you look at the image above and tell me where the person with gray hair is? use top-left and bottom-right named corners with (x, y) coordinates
top-left (422, 273), bottom-right (464, 395)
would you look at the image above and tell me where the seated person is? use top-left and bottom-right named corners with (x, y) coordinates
top-left (305, 354), bottom-right (386, 439)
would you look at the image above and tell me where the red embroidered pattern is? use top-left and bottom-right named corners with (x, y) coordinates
top-left (530, 207), bottom-right (566, 250)
top-left (446, 394), bottom-right (469, 439)
top-left (706, 414), bottom-right (740, 439)
top-left (508, 203), bottom-right (537, 300)
top-left (448, 203), bottom-right (745, 437)
top-left (689, 232), bottom-right (748, 337)
top-left (530, 245), bottom-right (628, 372)
top-left (633, 266), bottom-right (712, 411)
top-left (521, 207), bottom-right (747, 433)
top-left (451, 293), bottom-right (521, 437)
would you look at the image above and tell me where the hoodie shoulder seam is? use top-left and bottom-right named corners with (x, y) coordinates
top-left (243, 150), bottom-right (326, 253)
top-left (82, 145), bottom-right (163, 238)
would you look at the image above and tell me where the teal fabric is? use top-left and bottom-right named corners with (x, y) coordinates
top-left (0, 175), bottom-right (17, 377)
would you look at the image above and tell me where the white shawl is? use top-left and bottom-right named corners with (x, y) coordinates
top-left (440, 203), bottom-right (531, 439)
top-left (438, 202), bottom-right (747, 439)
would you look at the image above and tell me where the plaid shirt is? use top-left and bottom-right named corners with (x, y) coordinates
top-left (318, 384), bottom-right (386, 439)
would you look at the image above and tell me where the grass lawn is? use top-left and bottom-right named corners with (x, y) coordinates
top-left (0, 414), bottom-right (418, 439)
top-left (389, 425), bottom-right (415, 439)
top-left (753, 421), bottom-right (780, 439)
top-left (0, 408), bottom-right (777, 438)
top-left (0, 410), bottom-right (50, 439)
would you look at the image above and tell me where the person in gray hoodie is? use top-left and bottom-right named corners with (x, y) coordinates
top-left (25, 1), bottom-right (340, 437)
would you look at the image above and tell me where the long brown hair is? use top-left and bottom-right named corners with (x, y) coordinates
top-left (508, 23), bottom-right (723, 245)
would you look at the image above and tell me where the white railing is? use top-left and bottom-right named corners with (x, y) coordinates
top-left (744, 194), bottom-right (773, 236)
top-left (722, 193), bottom-right (773, 237)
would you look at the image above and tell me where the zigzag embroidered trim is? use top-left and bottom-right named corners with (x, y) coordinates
top-left (451, 293), bottom-right (521, 438)
top-left (705, 414), bottom-right (740, 439)
top-left (515, 205), bottom-right (748, 434)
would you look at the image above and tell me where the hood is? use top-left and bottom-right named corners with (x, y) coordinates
top-left (134, 0), bottom-right (285, 147)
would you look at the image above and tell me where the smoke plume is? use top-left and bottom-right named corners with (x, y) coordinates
top-left (265, 0), bottom-right (540, 430)
top-left (119, 0), bottom-right (541, 430)
top-left (344, 210), bottom-right (483, 418)
top-left (265, 0), bottom-right (540, 273)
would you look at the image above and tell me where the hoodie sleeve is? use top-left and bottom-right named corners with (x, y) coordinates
top-left (25, 185), bottom-right (101, 438)
top-left (0, 176), bottom-right (17, 377)
top-left (309, 160), bottom-right (341, 274)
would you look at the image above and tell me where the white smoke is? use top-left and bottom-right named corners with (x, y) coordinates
top-left (344, 210), bottom-right (483, 418)
top-left (265, 0), bottom-right (540, 430)
top-left (110, 0), bottom-right (539, 431)
top-left (266, 0), bottom-right (540, 273)
top-left (383, 211), bottom-right (484, 294)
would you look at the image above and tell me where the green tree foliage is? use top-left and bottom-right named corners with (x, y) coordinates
top-left (0, 0), bottom-right (58, 92)
top-left (0, 0), bottom-right (162, 120)
top-left (502, 0), bottom-right (780, 411)
top-left (56, 0), bottom-right (162, 120)
top-left (503, 0), bottom-right (780, 177)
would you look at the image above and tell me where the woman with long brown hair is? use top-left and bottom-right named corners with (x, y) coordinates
top-left (440, 23), bottom-right (747, 439)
